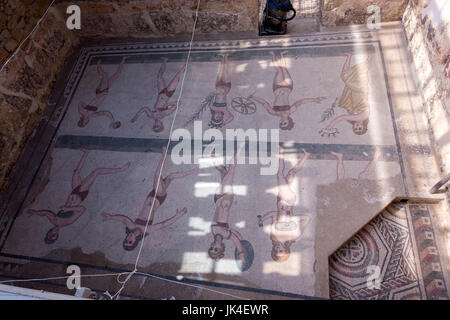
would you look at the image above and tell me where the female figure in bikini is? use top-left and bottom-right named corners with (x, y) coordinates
top-left (321, 53), bottom-right (371, 136)
top-left (77, 96), bottom-right (121, 129)
top-left (250, 51), bottom-right (326, 131)
top-left (26, 149), bottom-right (130, 244)
top-left (329, 149), bottom-right (381, 181)
top-left (101, 147), bottom-right (198, 251)
top-left (257, 148), bottom-right (311, 262)
top-left (131, 59), bottom-right (188, 133)
top-left (77, 56), bottom-right (128, 129)
top-left (208, 53), bottom-right (235, 128)
top-left (208, 144), bottom-right (251, 269)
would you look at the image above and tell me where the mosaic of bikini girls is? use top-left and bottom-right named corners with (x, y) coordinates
top-left (0, 43), bottom-right (399, 297)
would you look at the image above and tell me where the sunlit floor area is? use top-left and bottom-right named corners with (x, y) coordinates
top-left (0, 22), bottom-right (448, 300)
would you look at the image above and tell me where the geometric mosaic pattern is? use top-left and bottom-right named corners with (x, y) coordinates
top-left (409, 205), bottom-right (449, 300)
top-left (330, 203), bottom-right (449, 300)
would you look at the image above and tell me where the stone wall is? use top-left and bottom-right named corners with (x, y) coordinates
top-left (53, 0), bottom-right (259, 39)
top-left (403, 0), bottom-right (450, 179)
top-left (0, 1), bottom-right (79, 193)
top-left (322, 0), bottom-right (409, 27)
top-left (0, 0), bottom-right (52, 66)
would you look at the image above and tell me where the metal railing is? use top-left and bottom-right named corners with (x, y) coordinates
top-left (429, 172), bottom-right (450, 194)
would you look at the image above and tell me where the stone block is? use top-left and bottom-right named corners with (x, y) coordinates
top-left (0, 29), bottom-right (11, 40)
top-left (4, 39), bottom-right (18, 53)
top-left (3, 94), bottom-right (33, 112)
top-left (12, 28), bottom-right (25, 42)
top-left (0, 48), bottom-right (9, 64)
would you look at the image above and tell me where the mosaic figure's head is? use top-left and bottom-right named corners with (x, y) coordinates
top-left (349, 119), bottom-right (369, 135)
top-left (123, 227), bottom-right (143, 251)
top-left (44, 227), bottom-right (59, 244)
top-left (280, 116), bottom-right (294, 131)
top-left (270, 237), bottom-right (293, 263)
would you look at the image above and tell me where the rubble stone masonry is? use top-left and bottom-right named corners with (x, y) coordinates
top-left (0, 0), bottom-right (78, 193)
top-left (403, 0), bottom-right (450, 179)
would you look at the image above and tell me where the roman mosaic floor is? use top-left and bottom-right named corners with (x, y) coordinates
top-left (0, 23), bottom-right (448, 299)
